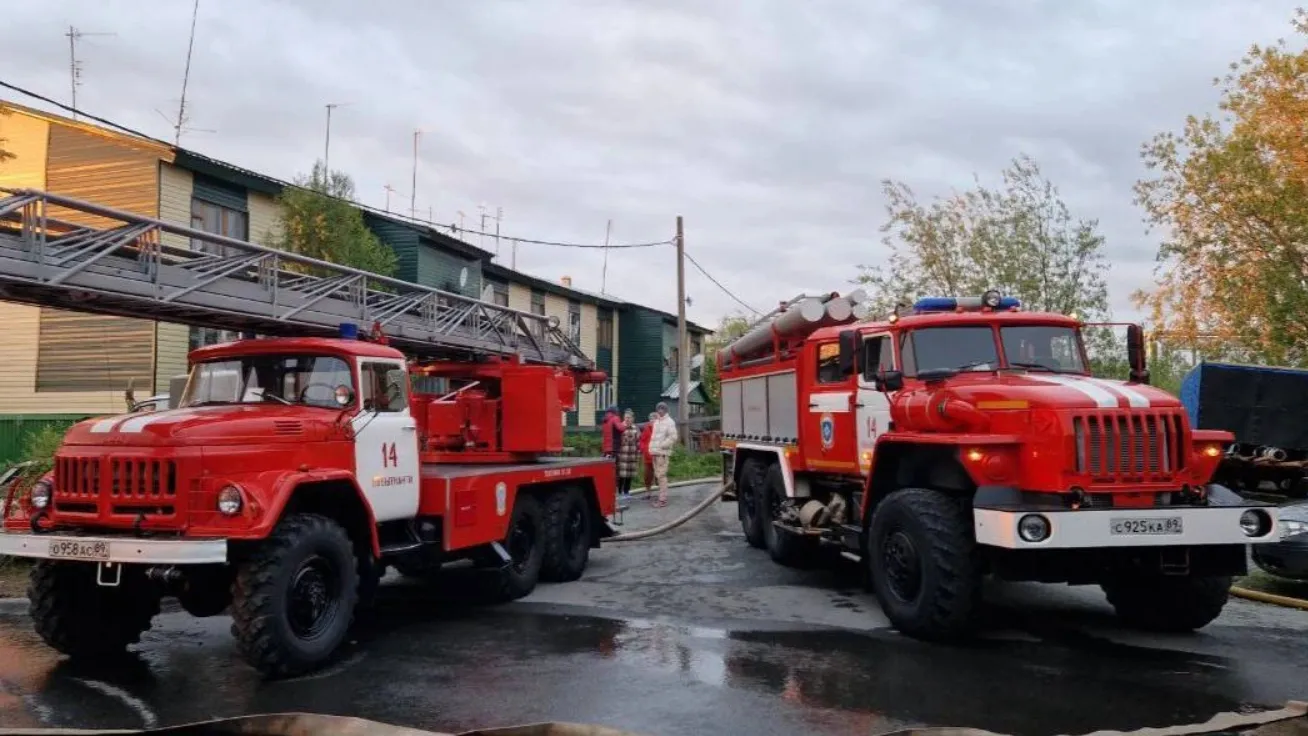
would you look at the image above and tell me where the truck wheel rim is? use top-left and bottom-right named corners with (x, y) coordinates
top-left (882, 531), bottom-right (922, 603)
top-left (565, 505), bottom-right (585, 552)
top-left (288, 555), bottom-right (340, 639)
top-left (509, 518), bottom-right (536, 573)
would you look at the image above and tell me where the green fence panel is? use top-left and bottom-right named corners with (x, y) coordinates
top-left (0, 415), bottom-right (87, 467)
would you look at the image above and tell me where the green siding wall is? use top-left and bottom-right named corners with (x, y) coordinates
top-left (367, 218), bottom-right (421, 282)
top-left (418, 240), bottom-right (482, 299)
top-left (617, 308), bottom-right (668, 413)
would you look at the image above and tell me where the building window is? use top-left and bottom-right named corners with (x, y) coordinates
top-left (598, 310), bottom-right (614, 350)
top-left (487, 279), bottom-right (509, 307)
top-left (530, 290), bottom-right (545, 315)
top-left (189, 327), bottom-right (240, 351)
top-left (691, 335), bottom-right (702, 356)
top-left (190, 198), bottom-right (248, 256)
top-left (567, 300), bottom-right (582, 343)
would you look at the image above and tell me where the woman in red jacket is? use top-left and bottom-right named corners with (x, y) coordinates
top-left (638, 411), bottom-right (655, 494)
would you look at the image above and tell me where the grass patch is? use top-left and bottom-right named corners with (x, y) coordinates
top-left (562, 430), bottom-right (722, 484)
top-left (1236, 569), bottom-right (1308, 601)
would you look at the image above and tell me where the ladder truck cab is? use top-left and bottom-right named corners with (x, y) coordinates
top-left (0, 188), bottom-right (618, 677)
top-left (718, 289), bottom-right (1281, 639)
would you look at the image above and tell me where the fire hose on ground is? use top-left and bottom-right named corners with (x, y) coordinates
top-left (605, 481), bottom-right (733, 542)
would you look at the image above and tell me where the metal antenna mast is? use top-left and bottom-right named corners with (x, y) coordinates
top-left (65, 25), bottom-right (115, 120)
top-left (174, 0), bottom-right (201, 144)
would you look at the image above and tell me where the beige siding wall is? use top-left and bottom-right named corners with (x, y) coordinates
top-left (576, 304), bottom-right (598, 426)
top-left (0, 118), bottom-right (167, 412)
top-left (0, 303), bottom-right (125, 414)
top-left (248, 191), bottom-right (281, 246)
top-left (611, 310), bottom-right (620, 402)
top-left (158, 162), bottom-right (192, 250)
top-left (0, 116), bottom-right (127, 413)
top-left (0, 108), bottom-right (48, 189)
top-left (155, 162), bottom-right (195, 385)
top-left (507, 282), bottom-right (532, 312)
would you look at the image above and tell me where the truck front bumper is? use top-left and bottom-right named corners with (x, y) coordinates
top-left (0, 532), bottom-right (228, 565)
top-left (974, 505), bottom-right (1280, 550)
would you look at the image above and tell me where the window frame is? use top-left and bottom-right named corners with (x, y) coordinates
top-left (359, 360), bottom-right (409, 413)
top-left (815, 341), bottom-right (846, 385)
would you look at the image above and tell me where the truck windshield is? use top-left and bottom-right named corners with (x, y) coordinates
top-left (180, 355), bottom-right (354, 409)
top-left (905, 324), bottom-right (1086, 374)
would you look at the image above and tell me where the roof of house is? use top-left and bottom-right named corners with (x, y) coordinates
top-left (661, 380), bottom-right (706, 401)
top-left (2, 95), bottom-right (717, 334)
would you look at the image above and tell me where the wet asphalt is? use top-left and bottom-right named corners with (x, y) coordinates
top-left (0, 482), bottom-right (1307, 736)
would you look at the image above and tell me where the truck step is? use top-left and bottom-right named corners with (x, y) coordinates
top-left (839, 550), bottom-right (862, 563)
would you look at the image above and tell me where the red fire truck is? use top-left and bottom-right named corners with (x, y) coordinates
top-left (0, 189), bottom-right (617, 677)
top-left (717, 290), bottom-right (1281, 639)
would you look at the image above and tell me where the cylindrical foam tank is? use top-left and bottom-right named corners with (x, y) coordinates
top-left (717, 297), bottom-right (826, 364)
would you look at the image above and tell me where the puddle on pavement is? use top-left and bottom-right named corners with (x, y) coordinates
top-left (0, 598), bottom-right (1293, 736)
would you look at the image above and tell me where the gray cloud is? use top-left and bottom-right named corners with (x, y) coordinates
top-left (3, 0), bottom-right (1301, 325)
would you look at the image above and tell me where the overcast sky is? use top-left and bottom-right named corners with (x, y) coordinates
top-left (2, 1), bottom-right (1301, 327)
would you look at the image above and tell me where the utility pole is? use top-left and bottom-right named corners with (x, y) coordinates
top-left (676, 215), bottom-right (690, 450)
top-left (66, 25), bottom-right (115, 121)
top-left (324, 102), bottom-right (348, 181)
top-left (410, 129), bottom-right (422, 219)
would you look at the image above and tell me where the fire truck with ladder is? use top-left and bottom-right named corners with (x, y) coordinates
top-left (717, 289), bottom-right (1281, 639)
top-left (0, 189), bottom-right (619, 677)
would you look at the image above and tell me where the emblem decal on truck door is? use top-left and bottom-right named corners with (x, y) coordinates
top-left (495, 482), bottom-right (508, 516)
top-left (820, 413), bottom-right (835, 449)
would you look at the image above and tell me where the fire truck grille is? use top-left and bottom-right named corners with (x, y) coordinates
top-left (54, 456), bottom-right (179, 516)
top-left (1072, 411), bottom-right (1185, 481)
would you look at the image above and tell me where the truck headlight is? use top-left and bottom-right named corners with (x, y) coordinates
top-left (29, 479), bottom-right (53, 510)
top-left (1018, 514), bottom-right (1051, 542)
top-left (217, 485), bottom-right (244, 516)
top-left (1240, 509), bottom-right (1272, 537)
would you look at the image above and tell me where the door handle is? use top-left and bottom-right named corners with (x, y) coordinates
top-left (401, 425), bottom-right (417, 432)
top-left (808, 403), bottom-right (820, 408)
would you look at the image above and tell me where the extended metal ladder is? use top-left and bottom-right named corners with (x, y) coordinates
top-left (0, 189), bottom-right (592, 368)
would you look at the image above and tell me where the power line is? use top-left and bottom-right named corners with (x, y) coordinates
top-left (0, 78), bottom-right (673, 252)
top-left (684, 250), bottom-right (761, 315)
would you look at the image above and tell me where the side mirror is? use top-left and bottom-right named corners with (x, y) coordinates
top-left (1126, 324), bottom-right (1150, 384)
top-left (877, 369), bottom-right (905, 393)
top-left (838, 330), bottom-right (858, 376)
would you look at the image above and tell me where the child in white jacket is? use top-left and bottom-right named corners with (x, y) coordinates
top-left (649, 401), bottom-right (677, 507)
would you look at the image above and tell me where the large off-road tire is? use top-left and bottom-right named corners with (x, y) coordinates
top-left (230, 513), bottom-right (360, 678)
top-left (738, 457), bottom-right (767, 549)
top-left (1101, 574), bottom-right (1232, 632)
top-left (759, 461), bottom-right (815, 566)
top-left (492, 493), bottom-right (546, 601)
top-left (866, 488), bottom-right (980, 640)
top-left (541, 487), bottom-right (592, 583)
top-left (28, 561), bottom-right (161, 658)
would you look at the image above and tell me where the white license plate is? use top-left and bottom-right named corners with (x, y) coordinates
top-left (48, 539), bottom-right (110, 561)
top-left (1110, 517), bottom-right (1183, 536)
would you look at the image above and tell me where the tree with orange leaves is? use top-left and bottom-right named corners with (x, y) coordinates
top-left (1135, 9), bottom-right (1308, 366)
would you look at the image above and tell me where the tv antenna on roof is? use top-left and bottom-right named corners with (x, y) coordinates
top-left (66, 25), bottom-right (116, 120)
top-left (173, 0), bottom-right (202, 145)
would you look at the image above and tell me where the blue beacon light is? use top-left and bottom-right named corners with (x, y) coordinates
top-left (911, 295), bottom-right (1022, 313)
top-left (338, 322), bottom-right (360, 340)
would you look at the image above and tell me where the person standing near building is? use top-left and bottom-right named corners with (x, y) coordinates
top-left (648, 402), bottom-right (677, 507)
top-left (601, 405), bottom-right (623, 459)
top-left (617, 409), bottom-right (640, 499)
top-left (639, 412), bottom-right (656, 494)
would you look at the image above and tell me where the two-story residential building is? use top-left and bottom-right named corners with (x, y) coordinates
top-left (0, 98), bottom-right (713, 460)
top-left (615, 302), bottom-right (711, 421)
